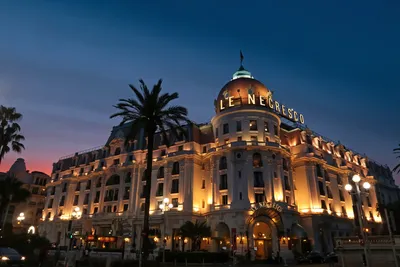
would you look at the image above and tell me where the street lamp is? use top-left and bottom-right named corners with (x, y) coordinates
top-left (17, 212), bottom-right (25, 225)
top-left (159, 198), bottom-right (173, 263)
top-left (345, 174), bottom-right (371, 267)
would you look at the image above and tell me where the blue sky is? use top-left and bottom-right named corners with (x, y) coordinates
top-left (0, 0), bottom-right (399, 176)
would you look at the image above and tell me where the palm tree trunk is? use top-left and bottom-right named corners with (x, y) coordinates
top-left (141, 126), bottom-right (155, 263)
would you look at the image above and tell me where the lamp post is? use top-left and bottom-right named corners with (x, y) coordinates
top-left (344, 174), bottom-right (371, 267)
top-left (17, 212), bottom-right (25, 225)
top-left (67, 207), bottom-right (82, 251)
top-left (159, 198), bottom-right (173, 263)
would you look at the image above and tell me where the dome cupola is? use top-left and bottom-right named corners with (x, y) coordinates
top-left (214, 52), bottom-right (271, 114)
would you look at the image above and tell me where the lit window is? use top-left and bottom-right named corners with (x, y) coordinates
top-left (249, 120), bottom-right (258, 131)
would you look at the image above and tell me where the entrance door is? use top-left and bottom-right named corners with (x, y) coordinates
top-left (255, 240), bottom-right (267, 259)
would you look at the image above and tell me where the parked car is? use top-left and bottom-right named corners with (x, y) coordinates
top-left (296, 251), bottom-right (325, 264)
top-left (324, 252), bottom-right (338, 263)
top-left (0, 247), bottom-right (25, 266)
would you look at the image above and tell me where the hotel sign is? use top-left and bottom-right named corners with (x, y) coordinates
top-left (219, 94), bottom-right (305, 124)
top-left (250, 201), bottom-right (283, 213)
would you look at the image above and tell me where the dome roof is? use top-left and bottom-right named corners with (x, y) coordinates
top-left (215, 66), bottom-right (270, 113)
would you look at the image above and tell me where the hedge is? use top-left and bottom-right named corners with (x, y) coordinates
top-left (159, 251), bottom-right (230, 263)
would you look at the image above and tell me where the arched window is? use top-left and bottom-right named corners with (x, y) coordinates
top-left (253, 153), bottom-right (263, 167)
top-left (114, 147), bottom-right (121, 155)
top-left (172, 162), bottom-right (180, 175)
top-left (106, 174), bottom-right (120, 186)
top-left (157, 167), bottom-right (165, 178)
top-left (219, 157), bottom-right (227, 170)
top-left (125, 172), bottom-right (131, 183)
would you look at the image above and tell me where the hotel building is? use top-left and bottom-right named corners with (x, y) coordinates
top-left (1, 158), bottom-right (50, 234)
top-left (39, 63), bottom-right (398, 260)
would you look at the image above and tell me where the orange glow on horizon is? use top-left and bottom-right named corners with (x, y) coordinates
top-left (0, 156), bottom-right (52, 176)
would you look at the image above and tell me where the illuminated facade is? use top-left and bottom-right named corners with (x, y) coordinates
top-left (39, 63), bottom-right (395, 259)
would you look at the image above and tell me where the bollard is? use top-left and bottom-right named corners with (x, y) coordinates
top-left (202, 258), bottom-right (204, 266)
top-left (185, 258), bottom-right (188, 266)
top-left (174, 259), bottom-right (176, 266)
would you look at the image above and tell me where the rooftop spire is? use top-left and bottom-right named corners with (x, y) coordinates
top-left (232, 50), bottom-right (253, 80)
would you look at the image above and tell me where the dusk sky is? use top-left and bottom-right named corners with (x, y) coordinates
top-left (0, 1), bottom-right (399, 178)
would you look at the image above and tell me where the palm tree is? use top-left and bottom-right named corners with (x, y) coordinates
top-left (0, 175), bottom-right (31, 232)
top-left (110, 79), bottom-right (190, 261)
top-left (0, 106), bottom-right (25, 165)
top-left (179, 220), bottom-right (211, 251)
top-left (393, 144), bottom-right (400, 174)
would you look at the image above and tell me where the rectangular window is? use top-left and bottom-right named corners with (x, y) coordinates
top-left (59, 196), bottom-right (65, 206)
top-left (284, 176), bottom-right (291, 191)
top-left (215, 127), bottom-right (219, 137)
top-left (202, 200), bottom-right (205, 208)
top-left (321, 200), bottom-right (327, 209)
top-left (249, 120), bottom-right (258, 131)
top-left (86, 180), bottom-right (91, 190)
top-left (156, 183), bottom-right (164, 196)
top-left (171, 179), bottom-right (179, 193)
top-left (178, 145), bottom-right (183, 151)
top-left (113, 158), bottom-right (120, 166)
top-left (124, 187), bottom-right (130, 200)
top-left (236, 121), bottom-right (242, 132)
top-left (140, 203), bottom-right (145, 212)
top-left (221, 195), bottom-right (228, 205)
top-left (73, 195), bottom-right (79, 205)
top-left (237, 136), bottom-right (242, 141)
top-left (114, 189), bottom-right (119, 201)
top-left (254, 193), bottom-right (264, 203)
top-left (341, 206), bottom-right (347, 216)
top-left (83, 193), bottom-right (89, 205)
top-left (273, 125), bottom-right (279, 136)
top-left (329, 203), bottom-right (333, 211)
top-left (339, 190), bottom-right (345, 201)
top-left (123, 204), bottom-right (129, 211)
top-left (219, 174), bottom-right (228, 190)
top-left (318, 181), bottom-right (325, 196)
top-left (94, 207), bottom-right (98, 213)
top-left (94, 191), bottom-right (100, 203)
top-left (223, 123), bottom-right (229, 134)
top-left (253, 172), bottom-right (264, 187)
top-left (201, 180), bottom-right (205, 189)
top-left (264, 122), bottom-right (269, 132)
top-left (47, 199), bottom-right (53, 209)
top-left (251, 136), bottom-right (257, 142)
top-left (172, 198), bottom-right (178, 207)
top-left (202, 146), bottom-right (207, 153)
